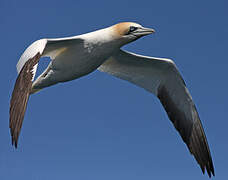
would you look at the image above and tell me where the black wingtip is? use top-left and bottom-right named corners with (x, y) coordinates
top-left (14, 142), bottom-right (18, 149)
top-left (9, 52), bottom-right (41, 149)
top-left (208, 161), bottom-right (215, 178)
top-left (11, 136), bottom-right (18, 149)
top-left (157, 85), bottom-right (215, 178)
top-left (212, 170), bottom-right (215, 177)
top-left (199, 156), bottom-right (215, 178)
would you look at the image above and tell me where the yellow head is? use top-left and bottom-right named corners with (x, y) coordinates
top-left (110, 22), bottom-right (155, 45)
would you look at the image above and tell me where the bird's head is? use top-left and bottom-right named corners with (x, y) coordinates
top-left (111, 22), bottom-right (155, 46)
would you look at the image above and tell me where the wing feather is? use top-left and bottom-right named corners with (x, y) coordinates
top-left (10, 53), bottom-right (41, 148)
top-left (98, 49), bottom-right (214, 177)
top-left (157, 84), bottom-right (214, 177)
top-left (10, 36), bottom-right (83, 147)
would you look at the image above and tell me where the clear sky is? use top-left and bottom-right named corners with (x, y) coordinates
top-left (0, 0), bottom-right (227, 179)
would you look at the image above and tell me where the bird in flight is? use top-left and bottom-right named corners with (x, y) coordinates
top-left (10, 22), bottom-right (214, 177)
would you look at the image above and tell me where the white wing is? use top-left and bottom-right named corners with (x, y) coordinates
top-left (16, 36), bottom-right (81, 74)
top-left (98, 49), bottom-right (214, 177)
top-left (10, 36), bottom-right (82, 148)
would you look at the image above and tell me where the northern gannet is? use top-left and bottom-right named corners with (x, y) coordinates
top-left (10, 22), bottom-right (214, 177)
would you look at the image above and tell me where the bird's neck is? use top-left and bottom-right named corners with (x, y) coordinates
top-left (80, 27), bottom-right (124, 49)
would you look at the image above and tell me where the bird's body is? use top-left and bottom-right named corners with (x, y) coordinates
top-left (31, 27), bottom-right (117, 92)
top-left (10, 22), bottom-right (215, 177)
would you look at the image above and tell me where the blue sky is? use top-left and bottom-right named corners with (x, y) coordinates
top-left (0, 0), bottom-right (227, 179)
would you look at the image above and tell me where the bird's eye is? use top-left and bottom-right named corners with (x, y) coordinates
top-left (129, 26), bottom-right (138, 33)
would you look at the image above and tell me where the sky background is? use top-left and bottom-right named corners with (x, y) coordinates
top-left (0, 0), bottom-right (227, 179)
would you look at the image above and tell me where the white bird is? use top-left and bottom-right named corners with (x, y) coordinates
top-left (10, 22), bottom-right (214, 177)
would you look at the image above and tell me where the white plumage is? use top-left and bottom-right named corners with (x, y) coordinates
top-left (10, 22), bottom-right (214, 177)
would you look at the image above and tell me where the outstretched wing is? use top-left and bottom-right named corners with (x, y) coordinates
top-left (10, 53), bottom-right (41, 148)
top-left (98, 49), bottom-right (214, 177)
top-left (10, 36), bottom-right (83, 148)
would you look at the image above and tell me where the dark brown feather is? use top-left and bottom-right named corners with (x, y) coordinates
top-left (9, 53), bottom-right (41, 148)
top-left (157, 85), bottom-right (214, 177)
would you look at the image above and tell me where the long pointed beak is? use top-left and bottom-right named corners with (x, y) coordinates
top-left (133, 27), bottom-right (155, 36)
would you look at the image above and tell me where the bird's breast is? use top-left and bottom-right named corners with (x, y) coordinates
top-left (50, 42), bottom-right (114, 82)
